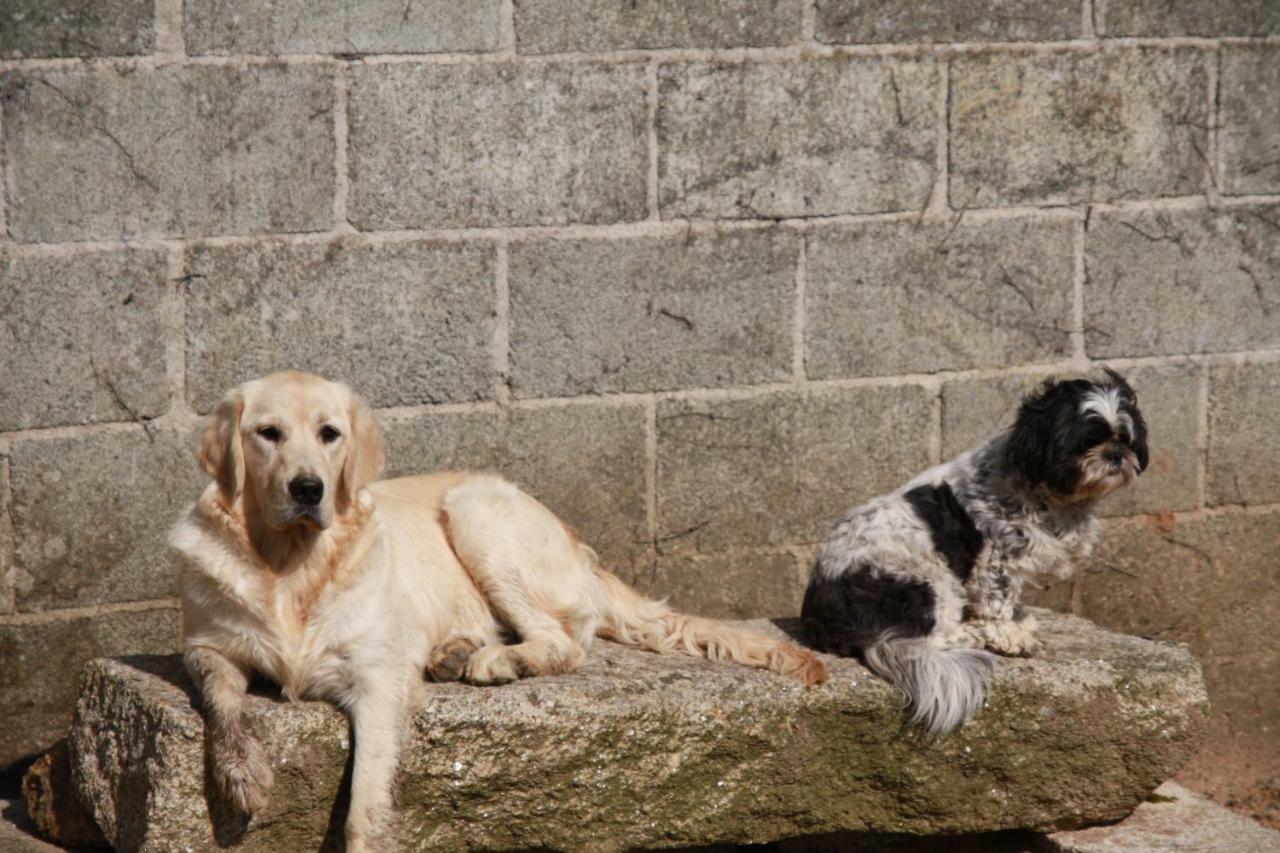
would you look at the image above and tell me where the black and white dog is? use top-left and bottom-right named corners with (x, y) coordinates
top-left (802, 371), bottom-right (1148, 736)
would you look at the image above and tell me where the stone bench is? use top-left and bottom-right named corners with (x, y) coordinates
top-left (65, 611), bottom-right (1207, 851)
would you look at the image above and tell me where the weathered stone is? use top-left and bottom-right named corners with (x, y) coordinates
top-left (515, 0), bottom-right (797, 53)
top-left (2, 66), bottom-right (334, 242)
top-left (0, 0), bottom-right (153, 59)
top-left (657, 58), bottom-right (936, 219)
top-left (1220, 46), bottom-right (1280, 196)
top-left (0, 248), bottom-right (170, 431)
top-left (951, 50), bottom-right (1209, 207)
top-left (185, 0), bottom-right (502, 55)
top-left (67, 611), bottom-right (1207, 851)
top-left (815, 0), bottom-right (1081, 44)
top-left (647, 550), bottom-right (804, 619)
top-left (0, 799), bottom-right (72, 852)
top-left (1083, 514), bottom-right (1277, 657)
top-left (1097, 0), bottom-right (1280, 37)
top-left (656, 386), bottom-right (933, 551)
top-left (1046, 781), bottom-right (1280, 852)
top-left (380, 403), bottom-right (648, 571)
top-left (1080, 512), bottom-right (1280, 791)
top-left (941, 363), bottom-right (1202, 517)
top-left (0, 607), bottom-right (177, 767)
top-left (9, 430), bottom-right (200, 610)
top-left (806, 218), bottom-right (1073, 378)
top-left (1207, 361), bottom-right (1280, 506)
top-left (1084, 207), bottom-right (1280, 358)
top-left (21, 740), bottom-right (108, 849)
top-left (185, 240), bottom-right (495, 413)
top-left (0, 465), bottom-right (13, 616)
top-left (509, 230), bottom-right (796, 397)
top-left (349, 63), bottom-right (647, 229)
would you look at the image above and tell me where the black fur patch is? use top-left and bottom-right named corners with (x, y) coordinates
top-left (904, 482), bottom-right (985, 583)
top-left (801, 568), bottom-right (936, 657)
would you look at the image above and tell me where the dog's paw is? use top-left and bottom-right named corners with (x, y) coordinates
top-left (212, 732), bottom-right (274, 817)
top-left (983, 619), bottom-right (1041, 657)
top-left (462, 645), bottom-right (518, 685)
top-left (426, 638), bottom-right (480, 683)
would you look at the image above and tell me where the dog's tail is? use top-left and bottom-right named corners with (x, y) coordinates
top-left (593, 567), bottom-right (828, 687)
top-left (862, 635), bottom-right (994, 738)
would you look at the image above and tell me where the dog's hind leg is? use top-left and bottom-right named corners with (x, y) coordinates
top-left (441, 475), bottom-right (588, 685)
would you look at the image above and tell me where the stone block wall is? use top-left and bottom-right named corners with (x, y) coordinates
top-left (0, 0), bottom-right (1276, 826)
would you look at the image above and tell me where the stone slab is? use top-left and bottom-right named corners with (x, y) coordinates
top-left (508, 230), bottom-right (796, 397)
top-left (516, 0), bottom-right (798, 53)
top-left (1045, 781), bottom-right (1280, 852)
top-left (3, 66), bottom-right (335, 242)
top-left (349, 63), bottom-right (648, 229)
top-left (951, 49), bottom-right (1209, 207)
top-left (657, 58), bottom-right (936, 219)
top-left (68, 611), bottom-right (1207, 851)
top-left (815, 0), bottom-right (1082, 44)
top-left (184, 0), bottom-right (503, 55)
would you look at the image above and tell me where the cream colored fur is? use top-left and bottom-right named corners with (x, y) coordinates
top-left (172, 371), bottom-right (825, 851)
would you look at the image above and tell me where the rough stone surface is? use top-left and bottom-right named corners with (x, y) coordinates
top-left (184, 0), bottom-right (502, 55)
top-left (805, 218), bottom-right (1073, 378)
top-left (8, 430), bottom-right (200, 611)
top-left (656, 386), bottom-right (933, 551)
top-left (184, 239), bottom-right (495, 413)
top-left (0, 608), bottom-right (178, 767)
top-left (815, 0), bottom-right (1081, 44)
top-left (21, 740), bottom-right (108, 849)
top-left (67, 612), bottom-right (1206, 852)
top-left (0, 249), bottom-right (170, 431)
top-left (1084, 207), bottom-right (1280, 358)
top-left (1097, 0), bottom-right (1280, 37)
top-left (657, 58), bottom-right (936, 219)
top-left (509, 230), bottom-right (797, 397)
top-left (1046, 781), bottom-right (1280, 852)
top-left (951, 50), bottom-right (1209, 208)
top-left (2, 66), bottom-right (335, 242)
top-left (1207, 361), bottom-right (1280, 506)
top-left (0, 0), bottom-right (153, 59)
top-left (380, 404), bottom-right (648, 572)
top-left (349, 63), bottom-right (648, 229)
top-left (1220, 46), bottom-right (1280, 196)
top-left (1081, 512), bottom-right (1280, 813)
top-left (941, 363), bottom-right (1202, 517)
top-left (0, 800), bottom-right (74, 852)
top-left (646, 551), bottom-right (804, 620)
top-left (516, 0), bottom-right (798, 53)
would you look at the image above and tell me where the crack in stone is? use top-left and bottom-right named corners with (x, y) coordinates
top-left (36, 77), bottom-right (159, 194)
top-left (1237, 264), bottom-right (1273, 316)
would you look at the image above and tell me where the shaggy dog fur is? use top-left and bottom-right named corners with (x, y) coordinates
top-left (802, 370), bottom-right (1148, 737)
top-left (172, 371), bottom-right (826, 850)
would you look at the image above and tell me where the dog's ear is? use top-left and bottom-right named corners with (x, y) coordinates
top-left (340, 392), bottom-right (384, 510)
top-left (198, 391), bottom-right (245, 501)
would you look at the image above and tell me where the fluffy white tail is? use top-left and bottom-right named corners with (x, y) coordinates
top-left (593, 568), bottom-right (828, 687)
top-left (863, 637), bottom-right (994, 737)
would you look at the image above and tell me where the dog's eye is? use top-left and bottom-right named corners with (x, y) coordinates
top-left (256, 425), bottom-right (282, 443)
top-left (319, 425), bottom-right (341, 444)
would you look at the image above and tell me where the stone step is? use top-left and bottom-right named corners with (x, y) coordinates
top-left (1046, 781), bottom-right (1280, 853)
top-left (66, 611), bottom-right (1207, 852)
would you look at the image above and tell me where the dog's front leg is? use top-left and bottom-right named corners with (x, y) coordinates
top-left (345, 680), bottom-right (409, 853)
top-left (963, 567), bottom-right (1040, 657)
top-left (185, 645), bottom-right (274, 816)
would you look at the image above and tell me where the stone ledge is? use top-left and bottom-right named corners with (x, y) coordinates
top-left (1046, 781), bottom-right (1280, 852)
top-left (67, 611), bottom-right (1207, 852)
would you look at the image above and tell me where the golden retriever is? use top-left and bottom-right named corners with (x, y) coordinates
top-left (171, 370), bottom-right (827, 850)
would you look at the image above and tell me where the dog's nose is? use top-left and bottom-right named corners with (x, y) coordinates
top-left (288, 476), bottom-right (324, 507)
top-left (1104, 446), bottom-right (1126, 465)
